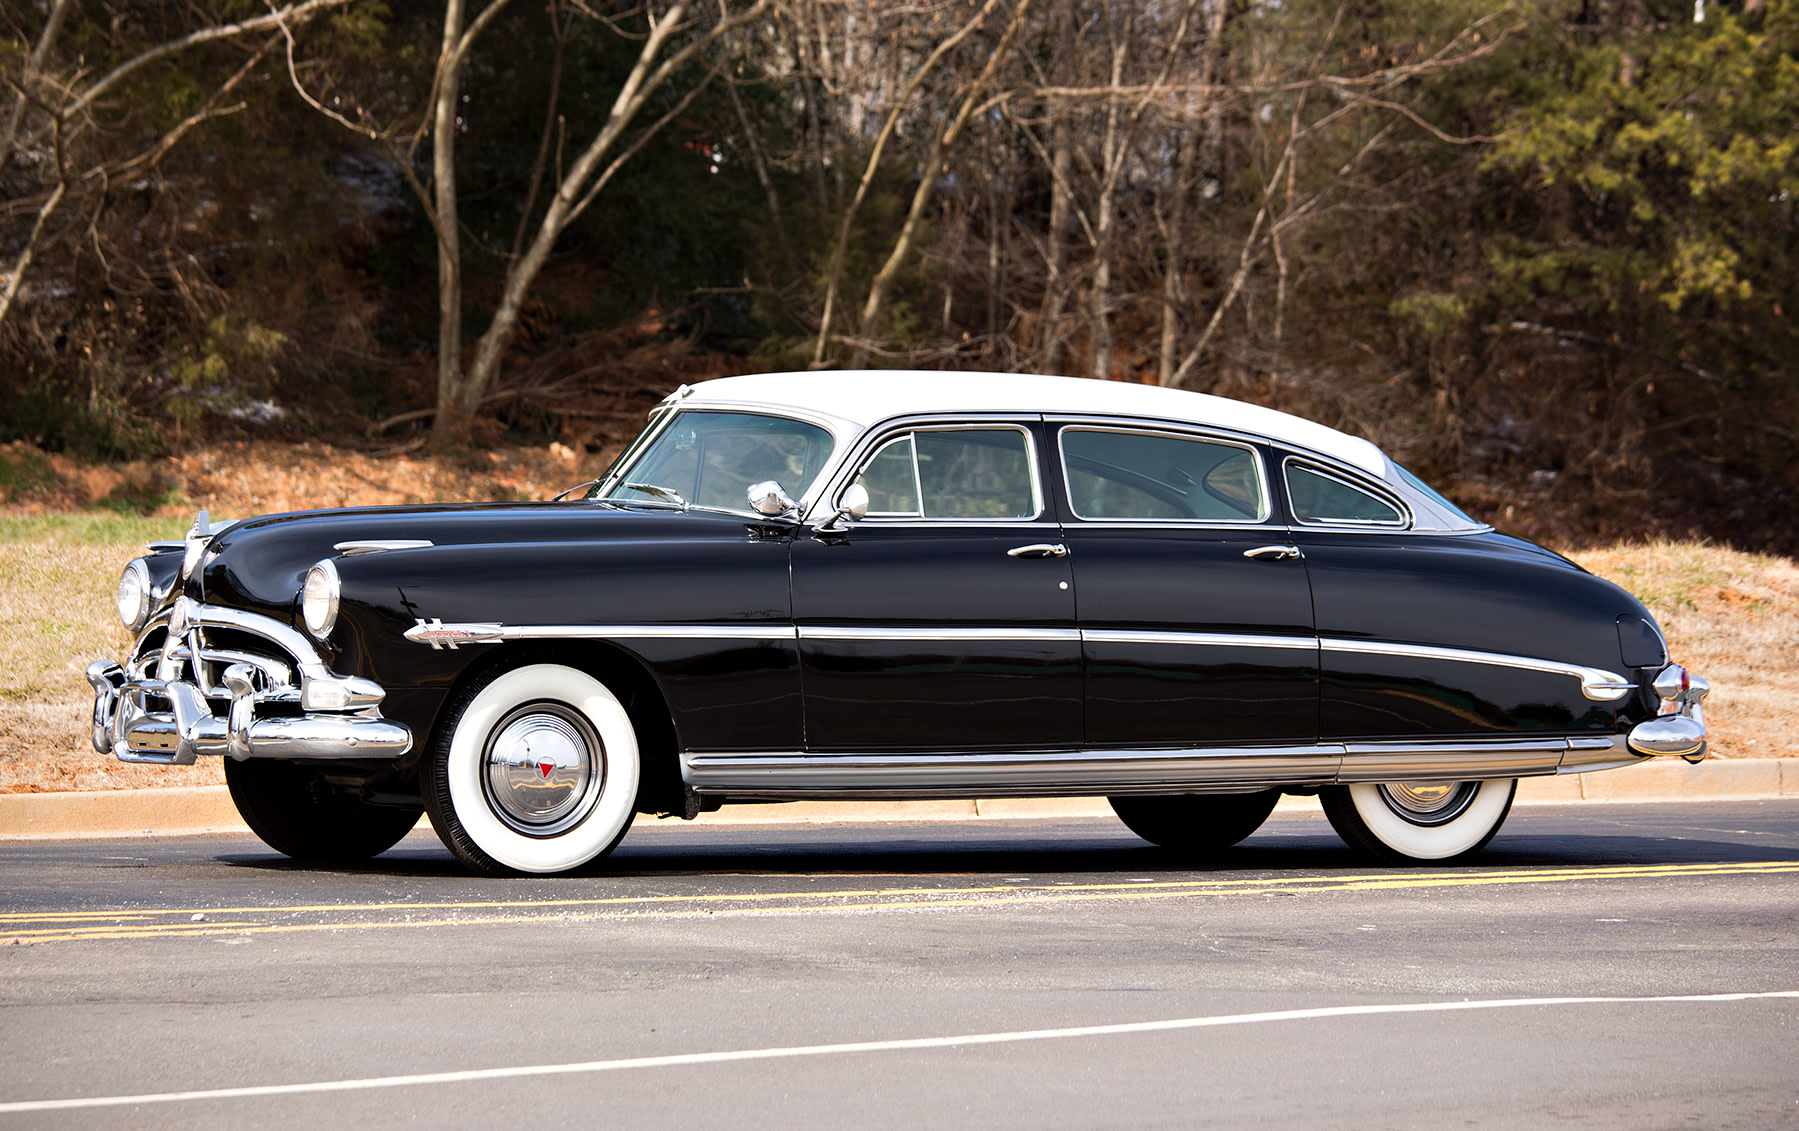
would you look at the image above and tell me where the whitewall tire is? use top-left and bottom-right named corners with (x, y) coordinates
top-left (1321, 778), bottom-right (1516, 864)
top-left (425, 664), bottom-right (640, 875)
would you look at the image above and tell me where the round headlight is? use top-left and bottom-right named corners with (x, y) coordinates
top-left (301, 560), bottom-right (340, 640)
top-left (116, 559), bottom-right (151, 631)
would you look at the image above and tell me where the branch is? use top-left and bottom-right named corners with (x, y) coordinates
top-left (809, 0), bottom-right (1009, 367)
top-left (64, 0), bottom-right (359, 123)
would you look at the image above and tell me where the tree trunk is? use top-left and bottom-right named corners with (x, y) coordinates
top-left (429, 0), bottom-right (470, 450)
top-left (1036, 0), bottom-right (1077, 374)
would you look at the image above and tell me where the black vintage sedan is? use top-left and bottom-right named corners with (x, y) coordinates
top-left (90, 372), bottom-right (1710, 874)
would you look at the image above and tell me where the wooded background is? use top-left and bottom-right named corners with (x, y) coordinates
top-left (2, 0), bottom-right (1794, 550)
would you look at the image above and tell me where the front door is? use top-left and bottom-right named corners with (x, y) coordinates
top-left (791, 421), bottom-right (1081, 751)
top-left (1049, 423), bottom-right (1318, 748)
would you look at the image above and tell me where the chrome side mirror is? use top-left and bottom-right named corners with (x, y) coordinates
top-left (827, 483), bottom-right (869, 528)
top-left (747, 480), bottom-right (799, 518)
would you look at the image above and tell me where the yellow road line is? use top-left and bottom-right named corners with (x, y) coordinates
top-left (4, 859), bottom-right (1795, 945)
top-left (3, 859), bottom-right (1791, 925)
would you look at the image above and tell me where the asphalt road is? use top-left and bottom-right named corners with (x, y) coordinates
top-left (2, 800), bottom-right (1796, 1129)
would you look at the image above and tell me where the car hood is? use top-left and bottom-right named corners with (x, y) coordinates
top-left (195, 501), bottom-right (772, 622)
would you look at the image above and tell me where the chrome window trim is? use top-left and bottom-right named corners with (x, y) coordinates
top-left (1282, 457), bottom-right (1412, 529)
top-left (1055, 424), bottom-right (1271, 526)
top-left (858, 433), bottom-right (925, 518)
top-left (596, 406), bottom-right (851, 515)
top-left (805, 415), bottom-right (1053, 527)
top-left (852, 422), bottom-right (1044, 523)
top-left (1321, 637), bottom-right (1632, 701)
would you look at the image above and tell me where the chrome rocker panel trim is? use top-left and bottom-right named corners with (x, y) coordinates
top-left (680, 735), bottom-right (1638, 799)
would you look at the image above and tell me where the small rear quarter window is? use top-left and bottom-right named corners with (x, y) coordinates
top-left (1286, 464), bottom-right (1404, 526)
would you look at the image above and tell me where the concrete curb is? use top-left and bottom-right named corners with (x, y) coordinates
top-left (2, 757), bottom-right (1795, 841)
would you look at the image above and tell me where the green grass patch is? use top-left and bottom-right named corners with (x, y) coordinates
top-left (0, 514), bottom-right (190, 546)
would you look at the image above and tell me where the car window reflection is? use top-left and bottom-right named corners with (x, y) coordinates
top-left (1061, 429), bottom-right (1267, 521)
top-left (855, 427), bottom-right (1039, 519)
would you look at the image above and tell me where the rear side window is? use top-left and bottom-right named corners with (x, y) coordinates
top-left (1060, 428), bottom-right (1267, 522)
top-left (1286, 463), bottom-right (1405, 526)
top-left (854, 427), bottom-right (1039, 519)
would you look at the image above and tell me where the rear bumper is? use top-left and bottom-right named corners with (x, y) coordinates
top-left (87, 660), bottom-right (412, 765)
top-left (1625, 663), bottom-right (1709, 763)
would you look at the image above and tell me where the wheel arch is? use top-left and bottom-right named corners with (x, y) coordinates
top-left (426, 641), bottom-right (684, 815)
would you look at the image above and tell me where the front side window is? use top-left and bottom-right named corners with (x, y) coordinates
top-left (1286, 463), bottom-right (1405, 525)
top-left (1061, 428), bottom-right (1268, 522)
top-left (601, 411), bottom-right (836, 512)
top-left (853, 427), bottom-right (1039, 519)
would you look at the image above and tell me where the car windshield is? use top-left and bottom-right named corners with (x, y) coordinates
top-left (599, 411), bottom-right (837, 513)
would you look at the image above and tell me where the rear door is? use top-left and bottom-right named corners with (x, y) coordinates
top-left (1050, 422), bottom-right (1319, 749)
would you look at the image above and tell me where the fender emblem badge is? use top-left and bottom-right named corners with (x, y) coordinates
top-left (404, 619), bottom-right (505, 651)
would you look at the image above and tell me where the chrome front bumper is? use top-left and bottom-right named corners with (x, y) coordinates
top-left (88, 597), bottom-right (412, 765)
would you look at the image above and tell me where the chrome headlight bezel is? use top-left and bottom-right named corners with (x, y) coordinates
top-left (116, 559), bottom-right (152, 632)
top-left (301, 559), bottom-right (341, 641)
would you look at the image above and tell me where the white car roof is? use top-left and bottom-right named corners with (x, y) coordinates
top-left (684, 370), bottom-right (1393, 478)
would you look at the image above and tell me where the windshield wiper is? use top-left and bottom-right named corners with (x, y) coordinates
top-left (620, 482), bottom-right (688, 508)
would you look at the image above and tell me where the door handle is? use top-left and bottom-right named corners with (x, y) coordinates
top-left (1242, 544), bottom-right (1302, 561)
top-left (1007, 543), bottom-right (1068, 558)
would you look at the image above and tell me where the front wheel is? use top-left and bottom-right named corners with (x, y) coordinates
top-left (1108, 790), bottom-right (1282, 854)
top-left (224, 759), bottom-right (422, 862)
top-left (1321, 779), bottom-right (1516, 864)
top-left (424, 663), bottom-right (641, 876)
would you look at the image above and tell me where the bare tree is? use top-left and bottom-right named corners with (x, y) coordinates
top-left (0, 0), bottom-right (357, 328)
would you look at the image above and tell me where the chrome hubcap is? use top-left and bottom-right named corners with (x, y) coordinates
top-left (1378, 781), bottom-right (1478, 827)
top-left (481, 704), bottom-right (603, 837)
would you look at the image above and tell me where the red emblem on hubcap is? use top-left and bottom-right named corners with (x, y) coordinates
top-left (538, 761), bottom-right (555, 779)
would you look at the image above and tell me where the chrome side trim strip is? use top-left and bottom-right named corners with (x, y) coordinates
top-left (1321, 638), bottom-right (1634, 702)
top-left (799, 626), bottom-right (1080, 643)
top-left (403, 620), bottom-right (798, 650)
top-left (1081, 629), bottom-right (1316, 651)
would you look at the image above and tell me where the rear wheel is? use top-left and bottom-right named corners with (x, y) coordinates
top-left (1108, 790), bottom-right (1282, 853)
top-left (424, 663), bottom-right (640, 876)
top-left (1321, 779), bottom-right (1516, 864)
top-left (224, 759), bottom-right (422, 862)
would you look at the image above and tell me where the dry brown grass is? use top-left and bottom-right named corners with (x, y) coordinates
top-left (1564, 542), bottom-right (1799, 762)
top-left (0, 516), bottom-right (224, 792)
top-left (2, 501), bottom-right (1792, 793)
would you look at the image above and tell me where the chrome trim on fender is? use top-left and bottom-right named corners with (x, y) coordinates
top-left (334, 539), bottom-right (434, 556)
top-left (1081, 629), bottom-right (1315, 651)
top-left (404, 619), bottom-right (798, 650)
top-left (1321, 638), bottom-right (1634, 702)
